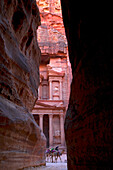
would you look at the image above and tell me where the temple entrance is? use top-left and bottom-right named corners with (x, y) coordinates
top-left (43, 114), bottom-right (49, 148)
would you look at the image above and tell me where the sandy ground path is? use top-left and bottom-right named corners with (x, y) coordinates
top-left (24, 154), bottom-right (67, 170)
top-left (38, 162), bottom-right (67, 170)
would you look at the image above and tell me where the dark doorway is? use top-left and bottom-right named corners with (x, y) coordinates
top-left (33, 114), bottom-right (39, 125)
top-left (43, 114), bottom-right (49, 148)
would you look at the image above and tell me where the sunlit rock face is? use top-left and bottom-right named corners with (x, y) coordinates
top-left (36, 0), bottom-right (67, 55)
top-left (0, 0), bottom-right (46, 169)
top-left (61, 1), bottom-right (113, 169)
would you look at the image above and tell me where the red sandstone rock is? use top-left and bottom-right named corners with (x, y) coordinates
top-left (61, 1), bottom-right (113, 169)
top-left (0, 0), bottom-right (46, 169)
top-left (36, 0), bottom-right (67, 55)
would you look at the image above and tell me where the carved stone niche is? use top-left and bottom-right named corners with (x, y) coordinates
top-left (41, 79), bottom-right (49, 99)
top-left (52, 81), bottom-right (60, 100)
top-left (53, 130), bottom-right (61, 145)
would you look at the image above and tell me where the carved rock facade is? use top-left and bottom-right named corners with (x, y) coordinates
top-left (32, 0), bottom-right (72, 150)
top-left (61, 1), bottom-right (113, 169)
top-left (0, 0), bottom-right (46, 169)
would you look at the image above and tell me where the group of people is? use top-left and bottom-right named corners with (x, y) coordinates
top-left (50, 146), bottom-right (59, 152)
top-left (45, 146), bottom-right (63, 163)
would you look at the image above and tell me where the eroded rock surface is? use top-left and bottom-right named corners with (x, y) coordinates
top-left (36, 0), bottom-right (68, 55)
top-left (0, 0), bottom-right (46, 169)
top-left (61, 1), bottom-right (113, 169)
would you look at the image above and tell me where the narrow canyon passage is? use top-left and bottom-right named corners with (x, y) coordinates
top-left (31, 1), bottom-right (70, 169)
top-left (32, 0), bottom-right (71, 152)
top-left (0, 0), bottom-right (113, 170)
top-left (0, 0), bottom-right (70, 169)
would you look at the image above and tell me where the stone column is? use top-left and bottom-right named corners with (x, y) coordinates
top-left (39, 78), bottom-right (42, 100)
top-left (39, 114), bottom-right (43, 132)
top-left (49, 80), bottom-right (52, 100)
top-left (38, 85), bottom-right (41, 99)
top-left (60, 80), bottom-right (62, 100)
top-left (60, 114), bottom-right (65, 146)
top-left (49, 114), bottom-right (53, 147)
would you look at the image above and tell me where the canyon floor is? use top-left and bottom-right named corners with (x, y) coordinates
top-left (24, 154), bottom-right (67, 170)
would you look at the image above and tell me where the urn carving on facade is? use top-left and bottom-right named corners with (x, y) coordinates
top-left (54, 130), bottom-right (61, 137)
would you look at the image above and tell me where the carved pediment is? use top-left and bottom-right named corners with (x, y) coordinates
top-left (34, 101), bottom-right (54, 109)
top-left (47, 65), bottom-right (65, 77)
top-left (33, 100), bottom-right (65, 110)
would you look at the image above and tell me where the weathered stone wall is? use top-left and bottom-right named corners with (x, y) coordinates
top-left (61, 1), bottom-right (113, 169)
top-left (0, 0), bottom-right (46, 169)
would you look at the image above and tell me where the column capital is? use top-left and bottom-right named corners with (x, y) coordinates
top-left (59, 79), bottom-right (63, 83)
top-left (59, 114), bottom-right (64, 117)
top-left (49, 114), bottom-right (53, 119)
top-left (39, 114), bottom-right (43, 117)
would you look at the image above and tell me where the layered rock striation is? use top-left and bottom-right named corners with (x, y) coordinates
top-left (61, 1), bottom-right (113, 170)
top-left (0, 0), bottom-right (46, 169)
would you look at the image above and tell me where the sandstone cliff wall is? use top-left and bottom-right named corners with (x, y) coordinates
top-left (61, 1), bottom-right (113, 169)
top-left (0, 0), bottom-right (46, 169)
top-left (36, 0), bottom-right (67, 55)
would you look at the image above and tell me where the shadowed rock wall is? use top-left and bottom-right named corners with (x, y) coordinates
top-left (0, 0), bottom-right (46, 169)
top-left (61, 1), bottom-right (113, 170)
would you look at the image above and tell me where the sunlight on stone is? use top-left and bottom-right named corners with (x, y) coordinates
top-left (33, 0), bottom-right (71, 152)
